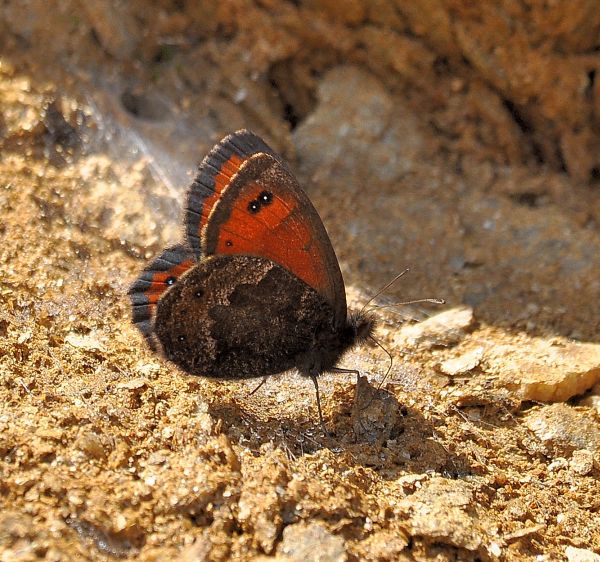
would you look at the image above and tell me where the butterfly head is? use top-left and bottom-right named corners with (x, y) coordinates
top-left (346, 309), bottom-right (377, 345)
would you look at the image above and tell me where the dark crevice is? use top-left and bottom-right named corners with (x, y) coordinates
top-left (268, 61), bottom-right (317, 130)
top-left (502, 99), bottom-right (532, 133)
top-left (556, 146), bottom-right (568, 173)
top-left (509, 192), bottom-right (542, 208)
top-left (152, 44), bottom-right (178, 64)
top-left (433, 56), bottom-right (451, 74)
top-left (120, 89), bottom-right (169, 121)
top-left (585, 68), bottom-right (597, 103)
top-left (502, 99), bottom-right (547, 164)
top-left (283, 102), bottom-right (300, 129)
top-left (590, 167), bottom-right (600, 186)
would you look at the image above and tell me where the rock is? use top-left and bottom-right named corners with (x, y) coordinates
top-left (67, 518), bottom-right (135, 558)
top-left (135, 362), bottom-right (161, 378)
top-left (578, 383), bottom-right (600, 413)
top-left (351, 374), bottom-right (399, 444)
top-left (17, 330), bottom-right (32, 344)
top-left (116, 377), bottom-right (148, 391)
top-left (493, 339), bottom-right (600, 402)
top-left (439, 347), bottom-right (483, 376)
top-left (74, 431), bottom-right (107, 460)
top-left (237, 451), bottom-right (289, 554)
top-left (568, 449), bottom-right (596, 476)
top-left (294, 66), bottom-right (424, 185)
top-left (565, 546), bottom-right (600, 562)
top-left (278, 523), bottom-right (346, 562)
top-left (396, 478), bottom-right (485, 551)
top-left (357, 529), bottom-right (409, 560)
top-left (65, 332), bottom-right (107, 353)
top-left (395, 307), bottom-right (475, 350)
top-left (503, 524), bottom-right (545, 543)
top-left (180, 537), bottom-right (212, 561)
top-left (524, 404), bottom-right (600, 457)
top-left (80, 0), bottom-right (139, 60)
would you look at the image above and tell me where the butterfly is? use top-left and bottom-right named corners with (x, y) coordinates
top-left (128, 130), bottom-right (375, 428)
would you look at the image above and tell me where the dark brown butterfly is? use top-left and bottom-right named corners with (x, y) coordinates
top-left (129, 130), bottom-right (375, 427)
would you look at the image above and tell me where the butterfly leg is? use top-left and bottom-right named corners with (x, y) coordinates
top-left (309, 374), bottom-right (330, 436)
top-left (329, 366), bottom-right (361, 406)
top-left (330, 367), bottom-right (369, 434)
top-left (248, 376), bottom-right (269, 396)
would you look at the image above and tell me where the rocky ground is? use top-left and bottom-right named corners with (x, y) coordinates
top-left (1, 2), bottom-right (599, 561)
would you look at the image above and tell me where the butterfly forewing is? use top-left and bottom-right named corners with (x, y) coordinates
top-left (186, 130), bottom-right (281, 259)
top-left (193, 135), bottom-right (347, 328)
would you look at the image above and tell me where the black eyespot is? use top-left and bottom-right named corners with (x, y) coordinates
top-left (259, 191), bottom-right (273, 205)
top-left (194, 288), bottom-right (203, 298)
top-left (226, 240), bottom-right (233, 247)
top-left (177, 335), bottom-right (186, 342)
top-left (165, 276), bottom-right (176, 286)
top-left (248, 200), bottom-right (260, 214)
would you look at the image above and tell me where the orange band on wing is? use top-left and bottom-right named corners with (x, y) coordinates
top-left (145, 260), bottom-right (195, 305)
top-left (215, 188), bottom-right (328, 294)
top-left (199, 154), bottom-right (246, 234)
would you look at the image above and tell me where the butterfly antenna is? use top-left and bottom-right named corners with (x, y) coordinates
top-left (359, 268), bottom-right (411, 316)
top-left (373, 297), bottom-right (446, 310)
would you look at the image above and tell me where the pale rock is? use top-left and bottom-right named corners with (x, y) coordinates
top-left (440, 347), bottom-right (484, 376)
top-left (17, 330), bottom-right (32, 344)
top-left (565, 546), bottom-right (600, 562)
top-left (493, 339), bottom-right (600, 402)
top-left (65, 332), bottom-right (106, 353)
top-left (294, 65), bottom-right (424, 185)
top-left (395, 307), bottom-right (474, 350)
top-left (524, 404), bottom-right (600, 457)
top-left (80, 0), bottom-right (139, 60)
top-left (135, 362), bottom-right (161, 378)
top-left (278, 523), bottom-right (346, 562)
top-left (397, 478), bottom-right (485, 551)
top-left (116, 377), bottom-right (148, 391)
top-left (569, 449), bottom-right (595, 476)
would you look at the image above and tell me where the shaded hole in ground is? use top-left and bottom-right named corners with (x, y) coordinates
top-left (268, 60), bottom-right (316, 130)
top-left (587, 69), bottom-right (596, 96)
top-left (42, 99), bottom-right (80, 150)
top-left (502, 99), bottom-right (545, 164)
top-left (152, 44), bottom-right (179, 64)
top-left (509, 192), bottom-right (542, 208)
top-left (502, 99), bottom-right (531, 134)
top-left (433, 55), bottom-right (451, 74)
top-left (121, 89), bottom-right (169, 121)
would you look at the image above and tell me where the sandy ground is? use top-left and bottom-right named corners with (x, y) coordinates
top-left (1, 2), bottom-right (600, 561)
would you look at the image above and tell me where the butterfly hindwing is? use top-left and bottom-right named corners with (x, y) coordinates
top-left (153, 254), bottom-right (336, 377)
top-left (128, 244), bottom-right (195, 346)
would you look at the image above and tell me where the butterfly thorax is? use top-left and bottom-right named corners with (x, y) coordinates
top-left (294, 309), bottom-right (376, 378)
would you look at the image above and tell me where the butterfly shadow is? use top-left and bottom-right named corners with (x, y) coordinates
top-left (204, 373), bottom-right (477, 480)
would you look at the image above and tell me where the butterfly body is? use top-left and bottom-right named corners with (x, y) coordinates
top-left (129, 130), bottom-right (375, 400)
